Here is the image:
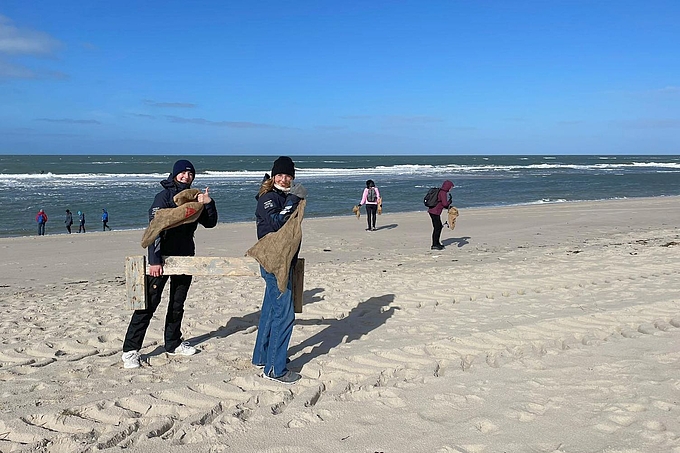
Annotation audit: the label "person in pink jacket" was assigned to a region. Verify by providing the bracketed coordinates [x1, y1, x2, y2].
[427, 180, 454, 250]
[357, 179, 381, 231]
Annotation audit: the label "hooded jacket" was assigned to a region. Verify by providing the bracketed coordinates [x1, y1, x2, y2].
[148, 178, 218, 265]
[427, 180, 454, 215]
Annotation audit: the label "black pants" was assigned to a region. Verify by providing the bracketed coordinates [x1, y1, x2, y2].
[103, 221, 111, 231]
[365, 204, 377, 230]
[123, 274, 192, 352]
[66, 224, 72, 234]
[429, 213, 443, 247]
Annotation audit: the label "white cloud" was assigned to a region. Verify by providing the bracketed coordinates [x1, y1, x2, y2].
[0, 58, 35, 78]
[0, 15, 64, 81]
[0, 15, 62, 56]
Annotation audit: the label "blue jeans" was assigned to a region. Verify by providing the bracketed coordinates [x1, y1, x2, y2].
[252, 266, 295, 377]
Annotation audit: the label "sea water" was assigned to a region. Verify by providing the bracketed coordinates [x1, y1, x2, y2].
[1, 154, 679, 238]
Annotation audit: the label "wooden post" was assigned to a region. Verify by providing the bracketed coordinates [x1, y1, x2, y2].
[292, 258, 304, 313]
[125, 255, 147, 310]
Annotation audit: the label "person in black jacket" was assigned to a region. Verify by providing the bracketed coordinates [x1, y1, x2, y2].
[64, 209, 73, 234]
[122, 159, 218, 369]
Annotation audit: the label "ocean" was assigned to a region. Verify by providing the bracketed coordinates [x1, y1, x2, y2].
[1, 154, 679, 238]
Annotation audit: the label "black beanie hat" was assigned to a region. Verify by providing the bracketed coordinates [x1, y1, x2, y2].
[171, 159, 195, 179]
[271, 156, 295, 178]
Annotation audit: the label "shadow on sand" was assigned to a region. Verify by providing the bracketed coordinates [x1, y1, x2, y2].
[442, 236, 470, 248]
[288, 294, 398, 369]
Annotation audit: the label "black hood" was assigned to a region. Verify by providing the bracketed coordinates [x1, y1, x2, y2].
[161, 178, 191, 192]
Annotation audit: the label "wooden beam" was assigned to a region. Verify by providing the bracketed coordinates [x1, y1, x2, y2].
[125, 255, 147, 310]
[156, 256, 259, 277]
[125, 256, 305, 313]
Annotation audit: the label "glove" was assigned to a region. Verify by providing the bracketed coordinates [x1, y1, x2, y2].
[289, 183, 307, 199]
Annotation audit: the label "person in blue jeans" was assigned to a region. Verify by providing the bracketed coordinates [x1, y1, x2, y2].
[35, 209, 48, 235]
[252, 156, 307, 384]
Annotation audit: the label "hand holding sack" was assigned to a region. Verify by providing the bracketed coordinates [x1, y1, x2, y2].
[140, 189, 204, 248]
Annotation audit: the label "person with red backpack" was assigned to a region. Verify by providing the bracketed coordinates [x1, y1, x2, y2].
[427, 180, 454, 250]
[35, 209, 48, 236]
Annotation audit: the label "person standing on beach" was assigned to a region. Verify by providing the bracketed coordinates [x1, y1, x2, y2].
[428, 180, 454, 250]
[102, 208, 111, 231]
[252, 156, 306, 384]
[122, 159, 218, 369]
[357, 179, 381, 231]
[64, 209, 73, 234]
[35, 209, 48, 235]
[77, 211, 86, 233]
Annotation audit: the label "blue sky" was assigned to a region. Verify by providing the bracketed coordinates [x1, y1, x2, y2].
[0, 1, 678, 155]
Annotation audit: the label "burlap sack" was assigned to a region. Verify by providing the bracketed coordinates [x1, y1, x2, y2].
[246, 199, 306, 292]
[448, 206, 459, 230]
[140, 189, 204, 248]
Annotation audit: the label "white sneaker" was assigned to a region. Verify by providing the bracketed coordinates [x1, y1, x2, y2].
[167, 341, 196, 356]
[122, 350, 141, 369]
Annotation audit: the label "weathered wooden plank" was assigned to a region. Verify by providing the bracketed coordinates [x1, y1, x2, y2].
[125, 256, 147, 310]
[125, 256, 305, 312]
[292, 258, 304, 313]
[157, 256, 260, 277]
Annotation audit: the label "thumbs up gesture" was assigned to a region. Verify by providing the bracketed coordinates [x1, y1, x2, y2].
[197, 187, 212, 204]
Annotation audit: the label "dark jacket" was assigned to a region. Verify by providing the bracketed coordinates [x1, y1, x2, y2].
[255, 187, 302, 239]
[255, 187, 302, 264]
[148, 178, 218, 265]
[255, 188, 301, 240]
[65, 212, 73, 226]
[427, 180, 454, 215]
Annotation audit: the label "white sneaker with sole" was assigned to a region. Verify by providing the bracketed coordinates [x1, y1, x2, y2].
[167, 341, 196, 356]
[122, 350, 141, 369]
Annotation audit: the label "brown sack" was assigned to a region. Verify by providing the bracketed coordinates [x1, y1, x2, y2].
[352, 205, 361, 219]
[173, 188, 201, 205]
[448, 206, 459, 230]
[140, 189, 204, 248]
[246, 199, 306, 292]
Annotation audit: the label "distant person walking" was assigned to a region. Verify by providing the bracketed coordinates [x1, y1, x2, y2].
[78, 211, 86, 233]
[35, 209, 48, 236]
[102, 208, 111, 231]
[64, 209, 73, 234]
[428, 180, 454, 250]
[357, 179, 381, 231]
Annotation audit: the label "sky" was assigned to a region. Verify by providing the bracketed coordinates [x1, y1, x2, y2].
[0, 0, 679, 155]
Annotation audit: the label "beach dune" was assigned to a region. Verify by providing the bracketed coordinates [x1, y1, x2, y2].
[0, 197, 679, 452]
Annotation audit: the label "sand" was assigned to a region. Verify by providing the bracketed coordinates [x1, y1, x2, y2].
[0, 197, 679, 452]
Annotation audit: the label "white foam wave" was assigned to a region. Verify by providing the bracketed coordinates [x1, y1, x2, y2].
[2, 161, 678, 182]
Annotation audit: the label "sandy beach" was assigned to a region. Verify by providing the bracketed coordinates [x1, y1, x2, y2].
[1, 197, 679, 453]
